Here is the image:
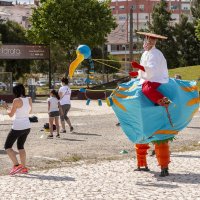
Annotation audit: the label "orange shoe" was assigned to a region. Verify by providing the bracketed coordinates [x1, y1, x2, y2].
[9, 164, 23, 175]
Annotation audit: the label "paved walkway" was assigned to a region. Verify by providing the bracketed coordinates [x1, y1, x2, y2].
[1, 151, 200, 200]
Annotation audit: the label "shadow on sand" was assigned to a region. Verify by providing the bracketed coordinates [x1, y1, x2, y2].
[60, 138, 85, 142]
[71, 131, 101, 137]
[0, 150, 6, 155]
[138, 170, 200, 187]
[171, 154, 200, 159]
[16, 173, 75, 182]
[187, 126, 200, 129]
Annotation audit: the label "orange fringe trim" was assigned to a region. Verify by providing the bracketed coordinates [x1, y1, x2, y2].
[155, 142, 170, 169]
[135, 144, 150, 167]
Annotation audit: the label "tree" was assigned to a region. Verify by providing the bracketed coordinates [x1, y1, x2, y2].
[148, 0, 179, 68]
[82, 47, 121, 74]
[191, 0, 200, 41]
[28, 0, 117, 62]
[0, 33, 2, 44]
[191, 0, 200, 21]
[0, 20, 29, 44]
[196, 19, 200, 41]
[174, 15, 200, 66]
[0, 20, 31, 80]
[31, 42, 68, 74]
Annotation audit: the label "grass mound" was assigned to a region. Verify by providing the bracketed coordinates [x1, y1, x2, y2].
[169, 65, 200, 88]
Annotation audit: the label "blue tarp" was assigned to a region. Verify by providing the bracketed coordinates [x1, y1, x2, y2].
[110, 78, 199, 144]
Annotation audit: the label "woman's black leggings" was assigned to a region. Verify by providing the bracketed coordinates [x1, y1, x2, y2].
[4, 129, 30, 150]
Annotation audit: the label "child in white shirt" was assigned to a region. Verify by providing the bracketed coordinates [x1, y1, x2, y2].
[47, 89, 60, 138]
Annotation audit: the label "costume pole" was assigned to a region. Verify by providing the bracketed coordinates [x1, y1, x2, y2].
[165, 107, 174, 127]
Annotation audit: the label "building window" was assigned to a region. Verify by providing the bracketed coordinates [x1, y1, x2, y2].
[171, 5, 178, 10]
[119, 5, 125, 10]
[119, 15, 126, 21]
[131, 5, 136, 10]
[182, 6, 189, 10]
[181, 4, 190, 10]
[139, 5, 144, 11]
[111, 45, 116, 52]
[110, 6, 115, 10]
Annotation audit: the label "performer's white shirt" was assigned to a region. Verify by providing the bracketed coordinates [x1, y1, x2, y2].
[138, 46, 169, 84]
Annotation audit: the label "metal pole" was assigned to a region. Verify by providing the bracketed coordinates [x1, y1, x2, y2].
[48, 44, 51, 89]
[126, 0, 129, 43]
[129, 6, 133, 69]
[123, 44, 127, 72]
[102, 44, 105, 83]
[125, 45, 127, 72]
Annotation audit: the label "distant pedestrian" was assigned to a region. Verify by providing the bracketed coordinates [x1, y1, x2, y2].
[3, 84, 32, 175]
[58, 77, 74, 133]
[174, 74, 182, 80]
[47, 89, 60, 138]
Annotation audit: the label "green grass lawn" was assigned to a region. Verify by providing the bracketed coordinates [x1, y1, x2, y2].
[169, 65, 200, 89]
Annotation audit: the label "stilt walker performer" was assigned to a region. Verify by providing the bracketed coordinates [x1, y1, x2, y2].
[129, 32, 171, 176]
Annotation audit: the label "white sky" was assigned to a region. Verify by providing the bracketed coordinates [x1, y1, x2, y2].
[2, 0, 34, 4]
[15, 0, 34, 3]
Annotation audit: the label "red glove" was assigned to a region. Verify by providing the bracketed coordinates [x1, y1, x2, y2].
[129, 71, 138, 77]
[131, 61, 145, 72]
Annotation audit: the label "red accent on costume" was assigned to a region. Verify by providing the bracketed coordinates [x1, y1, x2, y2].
[129, 71, 138, 77]
[135, 144, 150, 167]
[142, 81, 164, 104]
[155, 142, 170, 169]
[131, 61, 145, 72]
[131, 62, 166, 105]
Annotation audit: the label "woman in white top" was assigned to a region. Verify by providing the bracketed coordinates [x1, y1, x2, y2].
[3, 84, 32, 175]
[58, 77, 73, 133]
[47, 89, 60, 138]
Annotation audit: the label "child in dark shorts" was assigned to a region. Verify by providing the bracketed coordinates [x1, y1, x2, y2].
[47, 90, 60, 138]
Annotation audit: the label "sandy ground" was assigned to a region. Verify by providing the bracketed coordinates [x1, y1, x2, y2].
[0, 100, 200, 175]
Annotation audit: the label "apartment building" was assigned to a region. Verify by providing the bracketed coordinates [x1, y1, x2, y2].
[0, 0, 37, 29]
[107, 0, 193, 70]
[0, 0, 12, 6]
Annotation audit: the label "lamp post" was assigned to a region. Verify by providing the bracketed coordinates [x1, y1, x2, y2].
[122, 44, 127, 73]
[129, 6, 134, 71]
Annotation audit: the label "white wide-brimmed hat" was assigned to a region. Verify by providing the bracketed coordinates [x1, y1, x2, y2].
[137, 32, 168, 39]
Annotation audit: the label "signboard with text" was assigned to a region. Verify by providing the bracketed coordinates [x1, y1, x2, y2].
[0, 45, 50, 60]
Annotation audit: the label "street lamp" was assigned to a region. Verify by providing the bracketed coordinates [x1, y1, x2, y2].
[122, 44, 127, 73]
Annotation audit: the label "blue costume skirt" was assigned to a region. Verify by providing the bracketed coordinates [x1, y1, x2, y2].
[108, 78, 199, 144]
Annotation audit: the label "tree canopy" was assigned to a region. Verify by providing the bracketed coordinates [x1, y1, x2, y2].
[148, 0, 179, 68]
[28, 0, 117, 50]
[174, 15, 200, 66]
[0, 20, 31, 80]
[196, 19, 200, 41]
[191, 0, 200, 21]
[28, 0, 117, 76]
[192, 0, 200, 41]
[81, 47, 121, 75]
[148, 0, 200, 68]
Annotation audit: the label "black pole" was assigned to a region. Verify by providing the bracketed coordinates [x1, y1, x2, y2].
[129, 6, 133, 70]
[102, 44, 105, 83]
[48, 44, 51, 89]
